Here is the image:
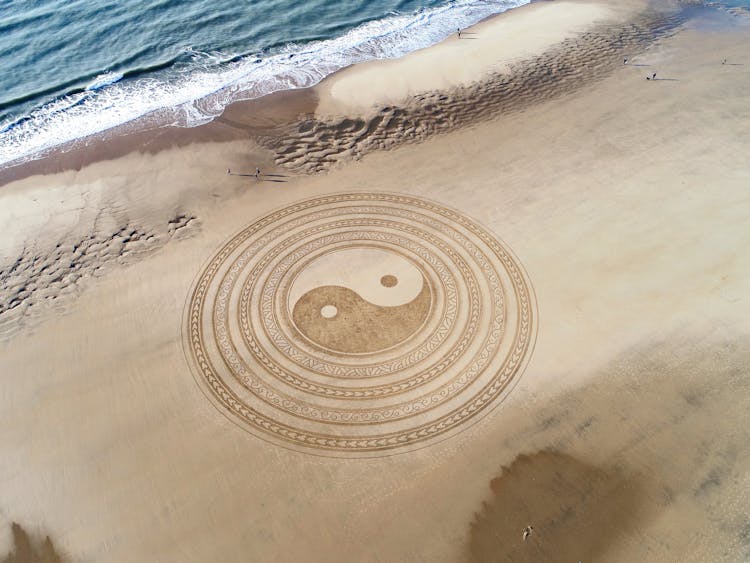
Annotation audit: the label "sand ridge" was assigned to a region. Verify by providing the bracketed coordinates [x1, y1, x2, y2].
[0, 211, 196, 341]
[260, 4, 688, 173]
[314, 1, 617, 115]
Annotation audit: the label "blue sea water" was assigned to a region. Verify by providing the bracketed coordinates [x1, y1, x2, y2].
[0, 0, 529, 166]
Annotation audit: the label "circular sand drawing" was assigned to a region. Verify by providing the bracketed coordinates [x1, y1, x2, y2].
[184, 193, 536, 456]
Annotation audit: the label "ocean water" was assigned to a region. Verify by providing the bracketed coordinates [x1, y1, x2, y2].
[0, 0, 529, 167]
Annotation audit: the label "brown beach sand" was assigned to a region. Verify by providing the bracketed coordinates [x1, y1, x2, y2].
[2, 0, 750, 561]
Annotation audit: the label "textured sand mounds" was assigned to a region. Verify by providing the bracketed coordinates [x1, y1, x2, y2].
[699, 0, 750, 19]
[0, 213, 197, 340]
[260, 9, 687, 174]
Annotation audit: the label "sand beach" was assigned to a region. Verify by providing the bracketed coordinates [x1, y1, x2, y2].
[1, 0, 749, 560]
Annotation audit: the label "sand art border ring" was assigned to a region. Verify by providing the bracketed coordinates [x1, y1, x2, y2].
[217, 214, 497, 424]
[246, 229, 479, 390]
[227, 224, 499, 420]
[252, 230, 464, 377]
[183, 192, 537, 457]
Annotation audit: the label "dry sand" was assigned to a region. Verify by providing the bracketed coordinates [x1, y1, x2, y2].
[314, 0, 618, 116]
[2, 0, 750, 561]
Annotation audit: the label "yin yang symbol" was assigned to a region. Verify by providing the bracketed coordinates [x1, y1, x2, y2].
[289, 248, 431, 354]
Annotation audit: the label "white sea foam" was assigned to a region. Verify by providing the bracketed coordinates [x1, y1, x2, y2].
[0, 0, 528, 167]
[86, 71, 124, 91]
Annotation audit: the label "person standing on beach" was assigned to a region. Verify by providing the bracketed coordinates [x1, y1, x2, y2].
[255, 167, 261, 179]
[457, 28, 462, 39]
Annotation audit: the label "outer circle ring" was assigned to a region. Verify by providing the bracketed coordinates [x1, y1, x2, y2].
[182, 192, 537, 457]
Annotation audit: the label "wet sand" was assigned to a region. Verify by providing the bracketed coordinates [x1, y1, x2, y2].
[1, 0, 749, 561]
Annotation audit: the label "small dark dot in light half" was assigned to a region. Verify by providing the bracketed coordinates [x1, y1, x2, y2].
[380, 275, 398, 288]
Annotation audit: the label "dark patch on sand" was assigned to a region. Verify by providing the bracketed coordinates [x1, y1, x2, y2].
[469, 451, 654, 562]
[465, 337, 750, 561]
[1, 523, 64, 563]
[574, 416, 595, 436]
[538, 414, 563, 430]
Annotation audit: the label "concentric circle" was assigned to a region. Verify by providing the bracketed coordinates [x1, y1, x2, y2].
[183, 192, 536, 456]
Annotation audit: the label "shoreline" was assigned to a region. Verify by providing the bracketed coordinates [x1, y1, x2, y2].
[0, 0, 682, 187]
[0, 87, 316, 186]
[0, 0, 534, 181]
[2, 0, 750, 560]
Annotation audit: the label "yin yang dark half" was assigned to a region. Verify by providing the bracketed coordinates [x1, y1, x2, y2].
[292, 280, 431, 354]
